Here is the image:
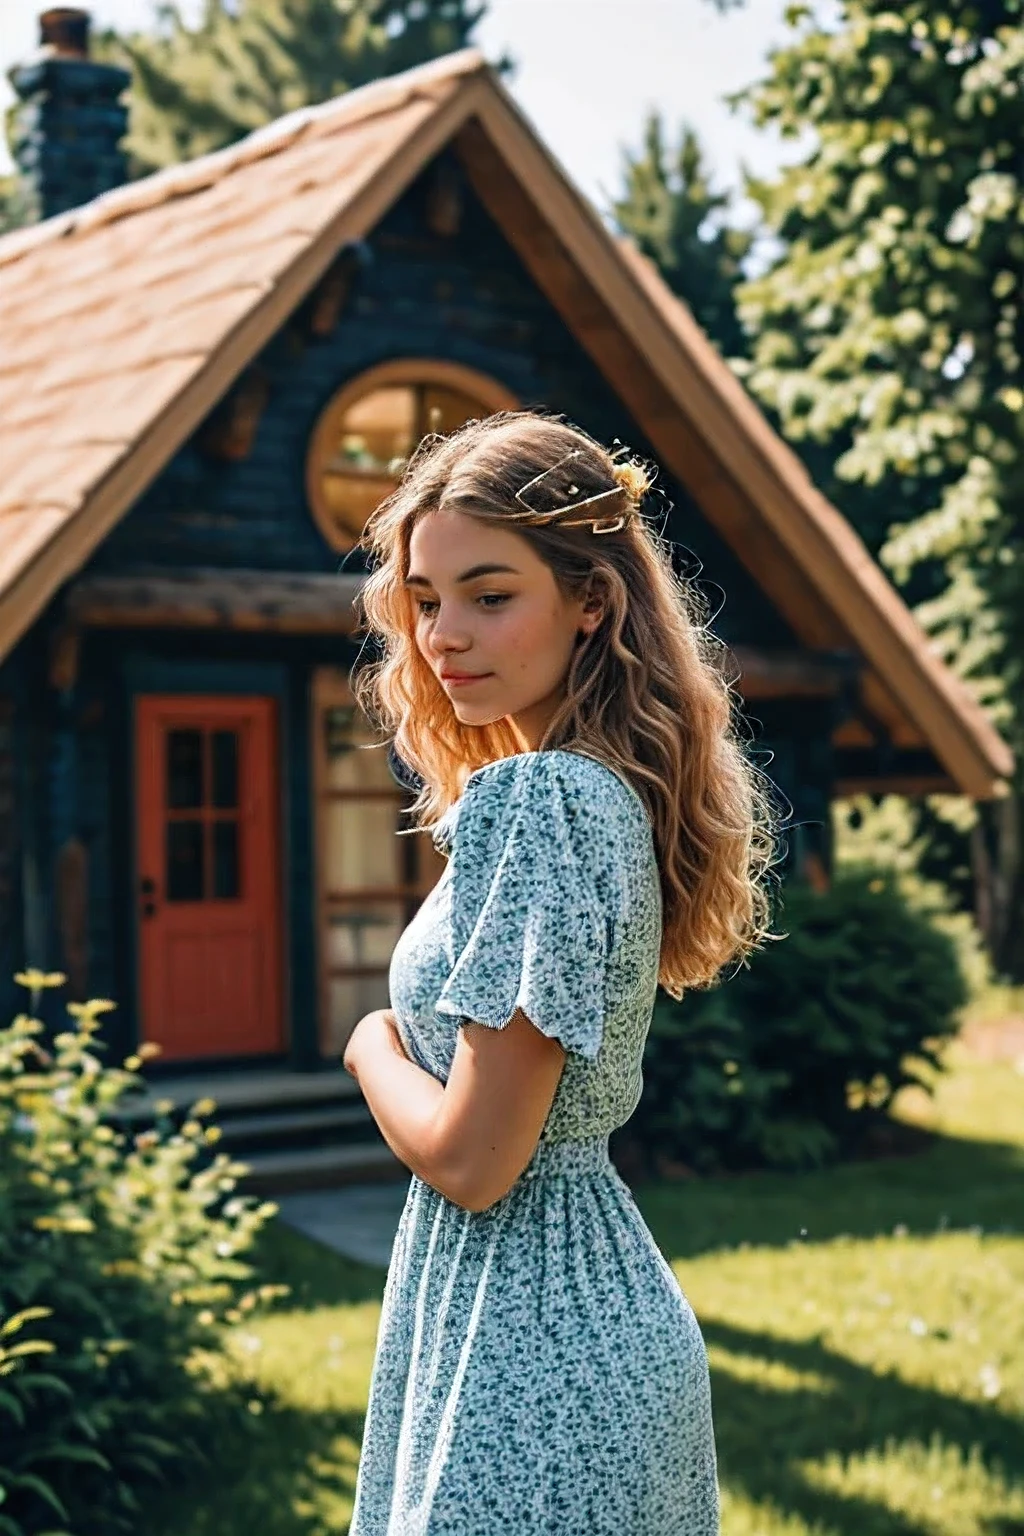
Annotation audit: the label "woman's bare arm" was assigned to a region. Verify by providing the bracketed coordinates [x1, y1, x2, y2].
[431, 1010, 567, 1213]
[343, 1010, 463, 1202]
[343, 1008, 566, 1213]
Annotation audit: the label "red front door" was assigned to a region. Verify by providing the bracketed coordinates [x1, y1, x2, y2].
[135, 696, 284, 1062]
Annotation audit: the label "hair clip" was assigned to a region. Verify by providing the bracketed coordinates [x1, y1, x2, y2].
[514, 449, 626, 531]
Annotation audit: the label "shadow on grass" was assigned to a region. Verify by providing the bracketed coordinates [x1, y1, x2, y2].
[705, 1317, 1024, 1536]
[253, 1129, 1024, 1315]
[143, 1122, 1024, 1534]
[636, 1131, 1024, 1262]
[143, 1306, 1024, 1536]
[145, 1393, 366, 1536]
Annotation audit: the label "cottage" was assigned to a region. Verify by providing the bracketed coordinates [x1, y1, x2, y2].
[0, 11, 1011, 1183]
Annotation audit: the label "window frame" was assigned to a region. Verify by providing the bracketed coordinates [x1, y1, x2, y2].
[310, 665, 446, 1059]
[305, 358, 520, 552]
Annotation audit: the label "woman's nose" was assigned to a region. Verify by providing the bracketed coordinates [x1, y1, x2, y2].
[428, 611, 470, 652]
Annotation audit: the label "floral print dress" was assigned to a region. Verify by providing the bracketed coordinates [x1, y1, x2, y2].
[348, 749, 720, 1536]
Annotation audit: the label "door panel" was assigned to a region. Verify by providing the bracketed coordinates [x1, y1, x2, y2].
[135, 695, 284, 1062]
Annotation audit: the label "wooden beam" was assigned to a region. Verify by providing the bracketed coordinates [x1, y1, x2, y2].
[834, 775, 958, 796]
[833, 718, 877, 748]
[64, 568, 366, 634]
[198, 367, 271, 461]
[861, 669, 930, 749]
[425, 159, 464, 238]
[306, 246, 367, 337]
[55, 835, 89, 1001]
[48, 624, 81, 690]
[724, 645, 858, 700]
[833, 743, 953, 795]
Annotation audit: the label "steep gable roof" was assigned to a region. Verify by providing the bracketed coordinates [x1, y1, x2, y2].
[0, 49, 1011, 798]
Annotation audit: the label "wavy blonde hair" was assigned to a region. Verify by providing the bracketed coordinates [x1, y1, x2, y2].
[352, 410, 786, 999]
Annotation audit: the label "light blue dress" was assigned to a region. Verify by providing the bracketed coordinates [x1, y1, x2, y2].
[348, 749, 720, 1536]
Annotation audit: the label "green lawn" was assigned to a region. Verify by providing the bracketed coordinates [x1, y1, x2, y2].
[151, 1040, 1024, 1535]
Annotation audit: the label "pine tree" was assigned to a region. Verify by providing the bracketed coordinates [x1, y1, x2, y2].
[613, 112, 752, 359]
[734, 0, 1024, 975]
[93, 0, 493, 176]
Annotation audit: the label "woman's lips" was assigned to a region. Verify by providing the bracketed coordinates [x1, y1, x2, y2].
[442, 673, 492, 687]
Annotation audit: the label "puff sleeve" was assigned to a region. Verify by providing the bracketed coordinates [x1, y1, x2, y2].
[433, 752, 623, 1063]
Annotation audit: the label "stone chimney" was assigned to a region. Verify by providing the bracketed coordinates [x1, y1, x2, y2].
[7, 8, 131, 222]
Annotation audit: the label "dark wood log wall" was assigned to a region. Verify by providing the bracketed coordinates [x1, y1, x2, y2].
[7, 148, 814, 1054]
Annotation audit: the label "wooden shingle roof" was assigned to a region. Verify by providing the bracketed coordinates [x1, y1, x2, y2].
[0, 48, 1012, 797]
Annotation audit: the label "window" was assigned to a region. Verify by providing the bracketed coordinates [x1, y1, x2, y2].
[310, 667, 446, 1059]
[164, 727, 241, 901]
[306, 360, 519, 551]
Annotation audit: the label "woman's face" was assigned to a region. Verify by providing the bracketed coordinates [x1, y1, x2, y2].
[406, 508, 603, 751]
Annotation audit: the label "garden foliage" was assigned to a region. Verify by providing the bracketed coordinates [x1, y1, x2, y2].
[734, 0, 1024, 973]
[92, 0, 493, 176]
[0, 973, 286, 1536]
[634, 865, 969, 1174]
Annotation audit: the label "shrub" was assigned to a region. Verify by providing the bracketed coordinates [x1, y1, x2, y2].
[633, 865, 969, 1174]
[0, 1303, 84, 1536]
[0, 973, 288, 1535]
[832, 792, 994, 998]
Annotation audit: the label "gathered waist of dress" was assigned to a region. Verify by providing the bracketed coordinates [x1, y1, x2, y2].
[518, 1134, 615, 1183]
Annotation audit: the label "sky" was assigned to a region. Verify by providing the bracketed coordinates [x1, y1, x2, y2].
[0, 0, 811, 219]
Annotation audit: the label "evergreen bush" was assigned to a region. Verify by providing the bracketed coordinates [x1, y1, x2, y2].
[0, 972, 287, 1535]
[633, 866, 969, 1175]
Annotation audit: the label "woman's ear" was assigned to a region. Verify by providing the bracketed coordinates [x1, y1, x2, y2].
[578, 593, 605, 636]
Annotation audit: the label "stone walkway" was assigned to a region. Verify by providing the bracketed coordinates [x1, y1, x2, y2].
[275, 1179, 411, 1269]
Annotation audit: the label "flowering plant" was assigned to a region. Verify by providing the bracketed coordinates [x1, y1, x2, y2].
[0, 972, 287, 1534]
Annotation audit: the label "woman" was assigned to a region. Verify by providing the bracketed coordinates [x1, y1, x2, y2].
[342, 411, 782, 1534]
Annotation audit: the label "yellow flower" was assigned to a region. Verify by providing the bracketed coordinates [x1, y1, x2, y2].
[15, 970, 66, 991]
[33, 1215, 95, 1233]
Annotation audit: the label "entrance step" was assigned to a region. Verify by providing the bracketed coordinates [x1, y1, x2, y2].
[216, 1102, 370, 1148]
[240, 1141, 409, 1196]
[112, 1068, 363, 1121]
[108, 1066, 406, 1189]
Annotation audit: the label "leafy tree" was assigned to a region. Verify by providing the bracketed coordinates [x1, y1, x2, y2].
[613, 112, 753, 359]
[0, 99, 36, 234]
[732, 0, 1024, 977]
[93, 0, 494, 177]
[0, 174, 31, 235]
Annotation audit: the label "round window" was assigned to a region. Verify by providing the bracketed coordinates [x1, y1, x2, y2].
[306, 360, 519, 551]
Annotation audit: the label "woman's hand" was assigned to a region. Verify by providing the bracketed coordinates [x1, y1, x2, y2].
[342, 1008, 406, 1080]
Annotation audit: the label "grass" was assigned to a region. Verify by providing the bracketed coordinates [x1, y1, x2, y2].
[149, 1038, 1024, 1536]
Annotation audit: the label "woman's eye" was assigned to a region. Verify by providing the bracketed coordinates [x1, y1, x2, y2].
[416, 594, 510, 615]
